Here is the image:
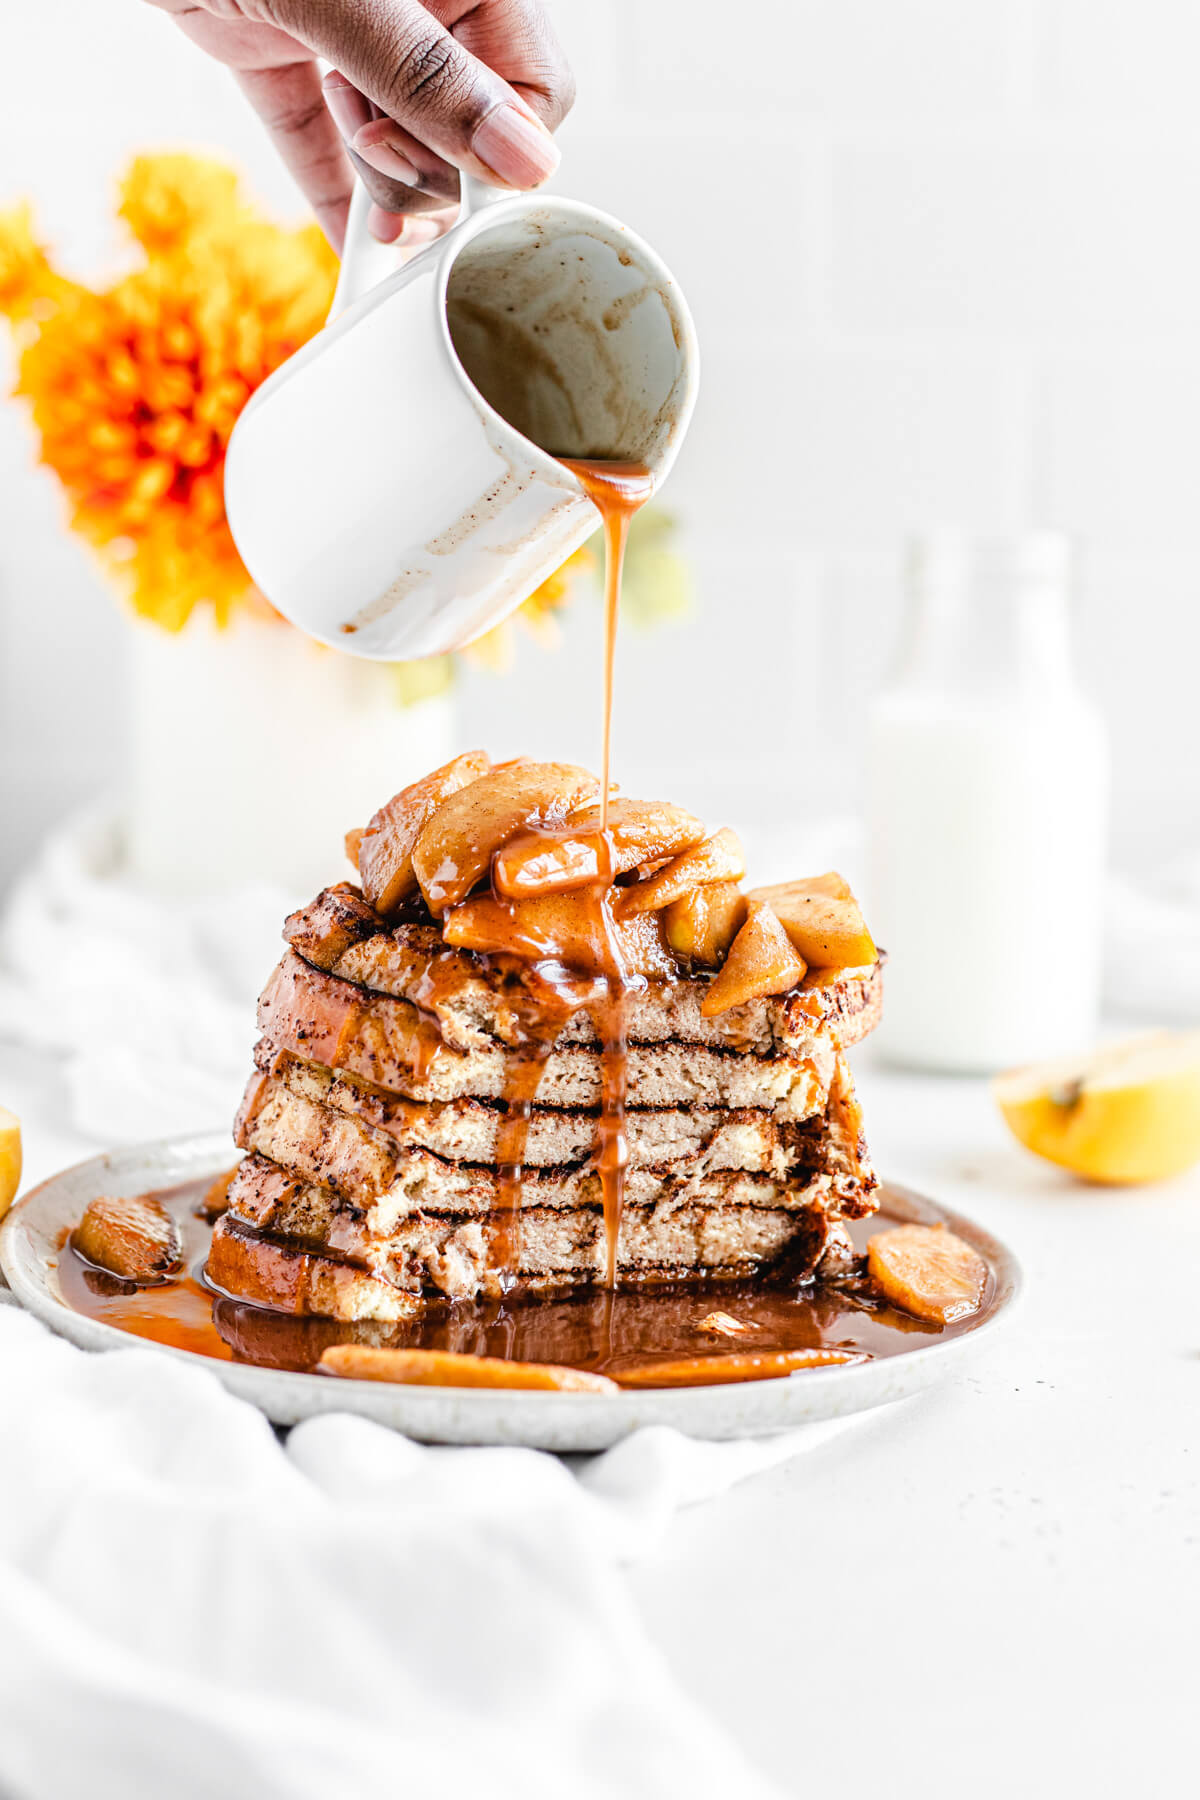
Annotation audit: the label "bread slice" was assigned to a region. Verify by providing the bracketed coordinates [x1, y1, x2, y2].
[257, 952, 839, 1113]
[282, 884, 883, 1057]
[238, 1053, 848, 1179]
[213, 1159, 849, 1312]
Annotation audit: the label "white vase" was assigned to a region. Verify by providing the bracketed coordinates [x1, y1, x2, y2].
[125, 610, 455, 896]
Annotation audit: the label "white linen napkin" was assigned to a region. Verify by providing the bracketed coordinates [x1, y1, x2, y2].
[0, 807, 289, 1141]
[0, 1301, 852, 1800]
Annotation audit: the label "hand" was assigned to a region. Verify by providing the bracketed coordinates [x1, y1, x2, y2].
[145, 1, 574, 250]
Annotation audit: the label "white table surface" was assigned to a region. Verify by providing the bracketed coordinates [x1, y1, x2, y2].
[3, 1035, 1197, 1799]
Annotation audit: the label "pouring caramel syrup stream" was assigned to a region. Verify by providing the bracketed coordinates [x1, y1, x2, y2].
[481, 459, 655, 1292]
[543, 459, 652, 1284]
[559, 460, 656, 831]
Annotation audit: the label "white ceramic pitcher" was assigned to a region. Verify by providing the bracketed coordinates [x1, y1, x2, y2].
[224, 177, 698, 661]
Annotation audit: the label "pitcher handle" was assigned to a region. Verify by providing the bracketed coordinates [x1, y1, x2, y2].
[329, 170, 511, 318]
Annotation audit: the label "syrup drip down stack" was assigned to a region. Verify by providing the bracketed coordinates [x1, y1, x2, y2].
[206, 755, 885, 1324]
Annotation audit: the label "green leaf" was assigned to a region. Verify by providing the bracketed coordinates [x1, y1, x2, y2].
[620, 507, 693, 629]
[386, 654, 456, 707]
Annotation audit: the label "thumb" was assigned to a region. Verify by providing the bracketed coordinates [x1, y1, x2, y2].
[268, 0, 561, 190]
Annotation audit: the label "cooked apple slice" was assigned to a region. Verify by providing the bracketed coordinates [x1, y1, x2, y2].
[412, 761, 600, 913]
[746, 880, 875, 969]
[73, 1193, 182, 1284]
[444, 891, 675, 979]
[356, 750, 490, 916]
[699, 902, 806, 1017]
[344, 827, 364, 870]
[663, 881, 748, 967]
[866, 1224, 987, 1325]
[319, 1345, 617, 1392]
[199, 1165, 239, 1220]
[696, 1312, 752, 1337]
[619, 828, 745, 917]
[756, 871, 854, 904]
[493, 797, 704, 898]
[614, 1348, 864, 1388]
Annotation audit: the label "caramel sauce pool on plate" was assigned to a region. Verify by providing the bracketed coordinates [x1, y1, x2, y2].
[57, 1178, 994, 1381]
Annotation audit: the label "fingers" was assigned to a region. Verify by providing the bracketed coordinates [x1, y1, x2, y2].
[235, 59, 353, 249]
[367, 203, 458, 246]
[323, 71, 460, 223]
[449, 0, 576, 131]
[268, 0, 563, 190]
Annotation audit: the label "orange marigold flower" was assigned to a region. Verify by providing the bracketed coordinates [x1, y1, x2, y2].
[0, 151, 595, 668]
[0, 153, 337, 630]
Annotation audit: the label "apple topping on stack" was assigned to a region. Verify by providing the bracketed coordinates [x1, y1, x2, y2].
[345, 752, 877, 1014]
[207, 754, 886, 1323]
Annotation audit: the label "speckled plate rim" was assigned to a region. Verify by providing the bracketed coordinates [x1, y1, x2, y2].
[0, 1133, 1023, 1451]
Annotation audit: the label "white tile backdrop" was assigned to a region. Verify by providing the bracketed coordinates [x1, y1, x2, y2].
[2, 0, 1197, 885]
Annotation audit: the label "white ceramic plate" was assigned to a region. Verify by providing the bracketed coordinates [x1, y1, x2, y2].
[0, 1133, 1022, 1451]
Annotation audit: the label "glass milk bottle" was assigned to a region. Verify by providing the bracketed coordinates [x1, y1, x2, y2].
[866, 533, 1108, 1072]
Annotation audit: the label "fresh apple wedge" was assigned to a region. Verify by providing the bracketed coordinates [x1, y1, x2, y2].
[412, 762, 600, 913]
[700, 902, 806, 1017]
[493, 798, 703, 898]
[746, 879, 875, 969]
[994, 1031, 1200, 1184]
[354, 749, 490, 916]
[0, 1106, 21, 1222]
[664, 881, 748, 968]
[618, 828, 745, 917]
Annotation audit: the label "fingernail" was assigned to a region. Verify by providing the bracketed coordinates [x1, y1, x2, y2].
[471, 104, 560, 188]
[322, 71, 371, 141]
[366, 207, 444, 246]
[352, 128, 423, 188]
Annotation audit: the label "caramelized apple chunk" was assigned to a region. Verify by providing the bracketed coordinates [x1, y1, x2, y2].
[866, 1224, 987, 1325]
[663, 881, 748, 967]
[699, 902, 807, 1017]
[412, 762, 600, 913]
[199, 1166, 239, 1220]
[746, 878, 876, 970]
[444, 891, 676, 980]
[696, 1312, 752, 1337]
[356, 750, 490, 916]
[768, 870, 853, 902]
[493, 798, 704, 898]
[619, 827, 745, 917]
[73, 1194, 182, 1284]
[344, 827, 364, 870]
